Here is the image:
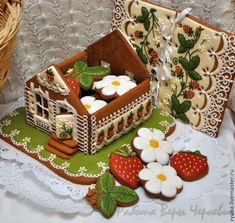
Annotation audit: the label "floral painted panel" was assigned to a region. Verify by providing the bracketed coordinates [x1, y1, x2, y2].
[114, 0, 235, 137]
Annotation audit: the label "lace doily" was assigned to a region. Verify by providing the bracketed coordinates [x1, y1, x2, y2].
[0, 97, 230, 214]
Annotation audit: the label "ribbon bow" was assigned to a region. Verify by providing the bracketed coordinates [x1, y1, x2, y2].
[152, 8, 191, 106]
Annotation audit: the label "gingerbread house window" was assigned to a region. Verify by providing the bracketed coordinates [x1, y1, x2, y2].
[36, 93, 49, 119]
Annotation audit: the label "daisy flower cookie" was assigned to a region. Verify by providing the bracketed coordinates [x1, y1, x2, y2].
[132, 128, 173, 165]
[93, 75, 137, 100]
[139, 162, 183, 199]
[81, 96, 107, 114]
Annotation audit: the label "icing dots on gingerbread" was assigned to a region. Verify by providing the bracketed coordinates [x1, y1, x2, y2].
[138, 162, 183, 199]
[94, 75, 137, 100]
[132, 128, 173, 165]
[80, 96, 107, 114]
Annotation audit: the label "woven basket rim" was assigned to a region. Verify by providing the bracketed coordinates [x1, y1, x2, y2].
[0, 0, 24, 90]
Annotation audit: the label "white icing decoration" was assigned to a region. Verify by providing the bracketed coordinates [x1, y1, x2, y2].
[94, 75, 137, 97]
[133, 128, 173, 165]
[37, 65, 70, 96]
[80, 96, 107, 114]
[139, 162, 183, 197]
[55, 114, 74, 139]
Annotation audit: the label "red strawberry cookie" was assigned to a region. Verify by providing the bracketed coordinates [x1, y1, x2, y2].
[138, 162, 183, 200]
[170, 150, 209, 181]
[109, 145, 144, 189]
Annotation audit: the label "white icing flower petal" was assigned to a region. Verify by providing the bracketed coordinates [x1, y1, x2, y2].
[147, 162, 163, 173]
[95, 80, 109, 89]
[91, 100, 107, 113]
[80, 96, 95, 104]
[121, 81, 137, 89]
[163, 165, 177, 176]
[167, 175, 183, 189]
[152, 129, 165, 141]
[116, 86, 130, 96]
[103, 75, 118, 81]
[137, 128, 153, 140]
[133, 137, 150, 150]
[161, 181, 177, 197]
[117, 75, 131, 82]
[145, 179, 161, 194]
[155, 150, 170, 165]
[141, 148, 156, 163]
[139, 168, 155, 181]
[102, 85, 116, 96]
[160, 141, 173, 154]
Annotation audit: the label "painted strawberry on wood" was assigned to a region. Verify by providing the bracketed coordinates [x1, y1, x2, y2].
[109, 145, 144, 189]
[65, 77, 79, 96]
[170, 150, 209, 181]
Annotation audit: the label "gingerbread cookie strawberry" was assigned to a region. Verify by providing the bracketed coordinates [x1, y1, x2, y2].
[85, 172, 139, 218]
[138, 162, 183, 200]
[109, 145, 144, 189]
[132, 128, 173, 165]
[170, 150, 209, 181]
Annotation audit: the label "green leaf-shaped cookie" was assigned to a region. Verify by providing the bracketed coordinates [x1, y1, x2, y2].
[110, 186, 139, 204]
[98, 172, 115, 192]
[83, 66, 111, 76]
[99, 194, 117, 218]
[79, 73, 93, 90]
[74, 61, 87, 72]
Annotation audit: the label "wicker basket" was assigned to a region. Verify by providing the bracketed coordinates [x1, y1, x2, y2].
[0, 0, 23, 90]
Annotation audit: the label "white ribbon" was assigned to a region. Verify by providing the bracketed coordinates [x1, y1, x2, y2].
[153, 8, 192, 82]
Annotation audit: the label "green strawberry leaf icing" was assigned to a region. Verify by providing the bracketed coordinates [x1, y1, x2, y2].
[110, 186, 139, 204]
[83, 66, 111, 76]
[114, 145, 137, 157]
[100, 193, 117, 218]
[66, 61, 111, 90]
[79, 73, 93, 90]
[98, 172, 115, 192]
[74, 61, 87, 72]
[93, 173, 138, 218]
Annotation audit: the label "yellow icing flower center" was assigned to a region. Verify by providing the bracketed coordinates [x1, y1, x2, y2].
[112, 81, 121, 86]
[84, 104, 91, 110]
[157, 174, 167, 182]
[149, 139, 159, 149]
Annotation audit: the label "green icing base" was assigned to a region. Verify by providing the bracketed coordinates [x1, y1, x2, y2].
[0, 107, 175, 177]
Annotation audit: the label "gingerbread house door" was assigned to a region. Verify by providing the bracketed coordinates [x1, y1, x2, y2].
[55, 114, 75, 140]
